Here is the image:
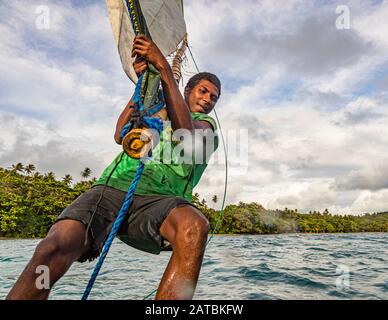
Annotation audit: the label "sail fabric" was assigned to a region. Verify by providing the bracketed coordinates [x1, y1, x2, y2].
[106, 0, 186, 83]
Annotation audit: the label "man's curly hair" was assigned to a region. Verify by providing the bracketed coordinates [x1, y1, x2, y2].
[184, 72, 221, 98]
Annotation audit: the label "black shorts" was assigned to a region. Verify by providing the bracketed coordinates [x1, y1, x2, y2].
[53, 185, 198, 262]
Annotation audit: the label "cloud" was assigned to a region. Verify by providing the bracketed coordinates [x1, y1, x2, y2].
[214, 15, 371, 78]
[200, 82, 388, 212]
[0, 0, 130, 180]
[0, 1, 131, 120]
[353, 0, 388, 50]
[0, 135, 105, 181]
[348, 189, 388, 214]
[1, 0, 388, 215]
[0, 112, 113, 180]
[333, 96, 385, 125]
[337, 163, 388, 191]
[185, 0, 375, 83]
[259, 180, 338, 213]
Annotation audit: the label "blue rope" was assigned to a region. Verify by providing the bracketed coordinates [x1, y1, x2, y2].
[82, 71, 164, 299]
[81, 161, 145, 300]
[82, 0, 166, 300]
[120, 73, 145, 138]
[82, 71, 147, 300]
[120, 72, 165, 138]
[82, 74, 164, 301]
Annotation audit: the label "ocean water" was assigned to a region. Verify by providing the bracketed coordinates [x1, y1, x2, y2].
[0, 233, 387, 300]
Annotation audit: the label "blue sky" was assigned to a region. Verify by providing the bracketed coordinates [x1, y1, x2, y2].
[1, 0, 388, 214]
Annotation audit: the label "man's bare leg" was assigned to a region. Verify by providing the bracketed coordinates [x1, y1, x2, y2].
[6, 220, 90, 300]
[157, 205, 209, 300]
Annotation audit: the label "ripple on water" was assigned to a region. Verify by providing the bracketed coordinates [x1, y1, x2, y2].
[0, 234, 387, 300]
[246, 292, 277, 300]
[306, 246, 331, 252]
[239, 264, 333, 292]
[374, 281, 388, 292]
[0, 257, 14, 263]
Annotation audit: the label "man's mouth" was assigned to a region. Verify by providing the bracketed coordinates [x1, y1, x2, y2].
[197, 104, 207, 112]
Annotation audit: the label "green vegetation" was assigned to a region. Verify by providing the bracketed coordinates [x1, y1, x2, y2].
[196, 198, 388, 234]
[0, 164, 94, 238]
[1, 164, 387, 238]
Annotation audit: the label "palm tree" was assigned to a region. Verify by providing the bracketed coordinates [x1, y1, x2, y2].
[62, 174, 73, 186]
[212, 195, 218, 204]
[11, 162, 24, 174]
[24, 164, 36, 176]
[81, 167, 92, 180]
[45, 171, 55, 180]
[192, 192, 200, 207]
[33, 172, 43, 179]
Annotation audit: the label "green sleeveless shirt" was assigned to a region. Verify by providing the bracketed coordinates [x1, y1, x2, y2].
[94, 112, 218, 201]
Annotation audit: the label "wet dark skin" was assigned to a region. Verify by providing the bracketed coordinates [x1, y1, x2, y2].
[7, 35, 219, 300]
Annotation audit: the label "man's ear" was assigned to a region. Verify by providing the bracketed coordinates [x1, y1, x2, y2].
[184, 87, 190, 101]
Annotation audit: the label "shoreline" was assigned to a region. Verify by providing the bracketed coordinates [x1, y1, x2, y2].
[1, 231, 387, 240]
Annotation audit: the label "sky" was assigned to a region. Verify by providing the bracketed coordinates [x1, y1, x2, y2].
[1, 0, 388, 215]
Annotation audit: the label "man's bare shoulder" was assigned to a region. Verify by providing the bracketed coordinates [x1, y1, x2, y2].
[193, 119, 214, 131]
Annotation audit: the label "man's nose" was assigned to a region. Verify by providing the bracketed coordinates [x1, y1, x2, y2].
[202, 94, 210, 103]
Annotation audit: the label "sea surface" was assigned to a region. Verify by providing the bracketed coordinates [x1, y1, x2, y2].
[0, 233, 387, 300]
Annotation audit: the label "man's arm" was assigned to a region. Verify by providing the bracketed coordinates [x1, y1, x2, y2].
[193, 120, 213, 130]
[158, 63, 194, 131]
[132, 35, 195, 132]
[115, 36, 214, 145]
[114, 97, 133, 145]
[114, 58, 148, 144]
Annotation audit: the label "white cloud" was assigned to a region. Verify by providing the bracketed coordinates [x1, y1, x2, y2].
[267, 180, 338, 212]
[0, 112, 116, 180]
[1, 0, 388, 215]
[348, 189, 388, 214]
[337, 162, 388, 191]
[0, 0, 131, 180]
[353, 0, 388, 49]
[197, 82, 388, 213]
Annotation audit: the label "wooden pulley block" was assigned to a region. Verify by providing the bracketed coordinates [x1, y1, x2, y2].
[122, 128, 154, 159]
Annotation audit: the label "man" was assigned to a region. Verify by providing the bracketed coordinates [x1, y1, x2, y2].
[7, 35, 221, 300]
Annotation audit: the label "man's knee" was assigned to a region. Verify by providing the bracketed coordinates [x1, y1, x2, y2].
[34, 220, 88, 262]
[34, 237, 62, 262]
[180, 214, 210, 241]
[173, 206, 210, 248]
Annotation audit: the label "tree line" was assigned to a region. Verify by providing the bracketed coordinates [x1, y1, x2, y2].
[0, 164, 387, 238]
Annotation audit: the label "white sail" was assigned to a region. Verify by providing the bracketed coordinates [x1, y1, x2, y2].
[106, 0, 186, 83]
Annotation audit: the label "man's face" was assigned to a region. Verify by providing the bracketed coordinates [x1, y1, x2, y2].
[186, 79, 220, 114]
